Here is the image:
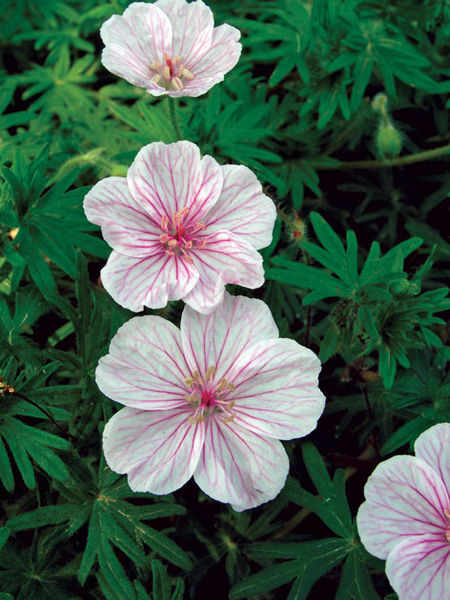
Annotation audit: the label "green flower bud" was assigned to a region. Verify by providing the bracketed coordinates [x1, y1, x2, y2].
[390, 278, 420, 296]
[375, 122, 402, 159]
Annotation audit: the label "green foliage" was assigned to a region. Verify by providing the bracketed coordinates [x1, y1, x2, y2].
[1, 0, 449, 598]
[267, 212, 448, 387]
[230, 443, 381, 599]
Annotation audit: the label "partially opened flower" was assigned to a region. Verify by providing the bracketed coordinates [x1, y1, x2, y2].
[357, 423, 450, 600]
[100, 0, 241, 97]
[84, 141, 276, 314]
[97, 293, 325, 511]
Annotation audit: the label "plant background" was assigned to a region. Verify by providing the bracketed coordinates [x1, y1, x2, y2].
[0, 0, 449, 598]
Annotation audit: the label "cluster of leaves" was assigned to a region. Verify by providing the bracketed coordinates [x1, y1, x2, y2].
[0, 0, 448, 598]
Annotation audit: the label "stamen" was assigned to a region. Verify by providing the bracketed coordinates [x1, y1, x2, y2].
[167, 239, 178, 247]
[149, 60, 160, 70]
[151, 74, 162, 84]
[172, 77, 183, 90]
[183, 68, 194, 80]
[162, 66, 171, 80]
[198, 239, 208, 249]
[206, 366, 216, 381]
[161, 215, 169, 231]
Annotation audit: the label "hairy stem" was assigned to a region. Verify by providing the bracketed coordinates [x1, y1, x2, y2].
[310, 143, 450, 171]
[168, 96, 182, 141]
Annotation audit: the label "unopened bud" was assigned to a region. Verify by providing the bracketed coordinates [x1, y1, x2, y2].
[375, 122, 402, 159]
[291, 212, 306, 242]
[390, 278, 420, 296]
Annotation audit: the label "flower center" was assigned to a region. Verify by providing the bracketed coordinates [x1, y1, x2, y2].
[159, 207, 207, 263]
[149, 53, 194, 91]
[185, 366, 236, 424]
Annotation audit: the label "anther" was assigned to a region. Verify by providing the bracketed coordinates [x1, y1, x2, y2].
[172, 77, 183, 90]
[198, 239, 208, 249]
[162, 66, 171, 80]
[161, 215, 169, 231]
[183, 68, 194, 80]
[167, 239, 178, 247]
[206, 366, 216, 381]
[151, 74, 162, 84]
[149, 60, 160, 70]
[185, 377, 194, 387]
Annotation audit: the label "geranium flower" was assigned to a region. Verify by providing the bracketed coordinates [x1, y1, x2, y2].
[97, 293, 325, 511]
[84, 141, 276, 314]
[100, 0, 241, 97]
[357, 423, 450, 600]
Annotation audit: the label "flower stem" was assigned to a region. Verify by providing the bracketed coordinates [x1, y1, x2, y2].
[168, 97, 182, 141]
[309, 143, 450, 171]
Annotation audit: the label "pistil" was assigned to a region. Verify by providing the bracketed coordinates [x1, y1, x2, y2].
[185, 367, 236, 425]
[149, 53, 194, 91]
[159, 207, 207, 262]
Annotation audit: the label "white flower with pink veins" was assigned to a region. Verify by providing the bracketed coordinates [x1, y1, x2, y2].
[97, 293, 326, 511]
[357, 423, 450, 600]
[84, 141, 276, 314]
[100, 0, 242, 96]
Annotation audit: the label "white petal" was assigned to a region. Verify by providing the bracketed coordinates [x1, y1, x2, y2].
[96, 315, 190, 410]
[84, 177, 161, 257]
[206, 165, 276, 249]
[181, 292, 278, 382]
[415, 422, 450, 493]
[194, 418, 289, 511]
[228, 338, 325, 440]
[155, 0, 213, 65]
[103, 407, 204, 495]
[357, 455, 449, 559]
[386, 534, 450, 600]
[183, 232, 264, 313]
[181, 24, 241, 96]
[101, 3, 173, 88]
[101, 250, 199, 312]
[127, 141, 223, 223]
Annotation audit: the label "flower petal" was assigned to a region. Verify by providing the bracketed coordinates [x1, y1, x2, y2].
[414, 422, 450, 494]
[84, 177, 161, 257]
[155, 0, 213, 65]
[227, 338, 325, 440]
[206, 165, 276, 249]
[386, 534, 450, 600]
[181, 292, 279, 381]
[183, 232, 264, 313]
[181, 24, 241, 96]
[101, 250, 199, 312]
[101, 3, 173, 88]
[194, 418, 289, 511]
[127, 141, 223, 223]
[357, 455, 449, 559]
[103, 407, 204, 495]
[96, 315, 191, 410]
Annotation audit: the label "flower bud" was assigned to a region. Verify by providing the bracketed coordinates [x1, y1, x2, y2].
[375, 122, 402, 159]
[390, 278, 420, 296]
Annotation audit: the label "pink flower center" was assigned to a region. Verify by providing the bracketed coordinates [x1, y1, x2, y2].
[185, 366, 236, 424]
[149, 53, 194, 91]
[159, 207, 207, 263]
